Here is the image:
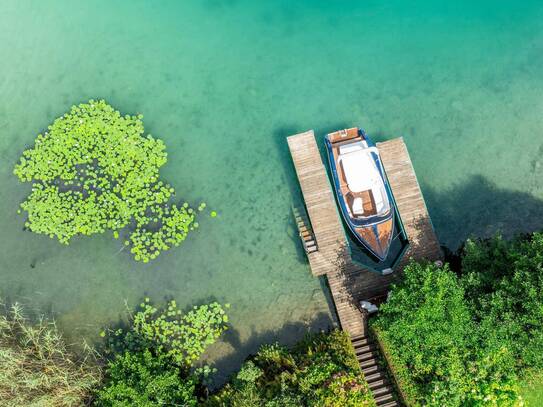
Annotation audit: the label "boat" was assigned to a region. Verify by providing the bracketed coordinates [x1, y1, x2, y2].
[325, 127, 395, 261]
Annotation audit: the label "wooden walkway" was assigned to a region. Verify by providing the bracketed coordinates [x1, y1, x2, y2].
[287, 130, 441, 338]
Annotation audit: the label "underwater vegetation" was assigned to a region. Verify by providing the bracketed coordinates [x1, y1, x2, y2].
[13, 100, 206, 263]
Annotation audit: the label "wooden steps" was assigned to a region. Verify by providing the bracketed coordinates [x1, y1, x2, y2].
[292, 206, 318, 253]
[352, 334, 401, 407]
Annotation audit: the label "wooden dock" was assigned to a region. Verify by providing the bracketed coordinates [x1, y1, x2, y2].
[287, 130, 441, 338]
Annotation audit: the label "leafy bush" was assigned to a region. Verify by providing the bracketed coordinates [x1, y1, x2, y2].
[235, 361, 263, 384]
[461, 233, 543, 368]
[372, 259, 526, 406]
[97, 299, 229, 406]
[13, 100, 207, 262]
[207, 330, 375, 407]
[371, 326, 418, 406]
[0, 302, 101, 406]
[95, 349, 197, 407]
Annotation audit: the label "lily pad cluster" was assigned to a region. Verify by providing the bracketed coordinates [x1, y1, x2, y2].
[133, 298, 229, 367]
[14, 99, 201, 262]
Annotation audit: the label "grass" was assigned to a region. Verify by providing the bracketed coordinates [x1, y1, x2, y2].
[520, 371, 543, 406]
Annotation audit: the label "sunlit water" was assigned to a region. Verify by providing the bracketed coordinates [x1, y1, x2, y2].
[1, 0, 543, 381]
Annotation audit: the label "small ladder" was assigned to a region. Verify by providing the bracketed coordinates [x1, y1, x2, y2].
[292, 206, 317, 254]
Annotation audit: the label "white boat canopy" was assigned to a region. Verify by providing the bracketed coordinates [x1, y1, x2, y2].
[338, 146, 391, 216]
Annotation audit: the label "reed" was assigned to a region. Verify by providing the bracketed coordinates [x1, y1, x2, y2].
[0, 301, 102, 406]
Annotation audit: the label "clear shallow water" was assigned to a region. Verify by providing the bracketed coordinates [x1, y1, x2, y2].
[1, 0, 543, 380]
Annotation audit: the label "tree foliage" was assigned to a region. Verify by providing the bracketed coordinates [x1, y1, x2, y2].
[372, 262, 519, 406]
[207, 330, 375, 407]
[14, 100, 203, 262]
[0, 302, 101, 406]
[371, 232, 543, 407]
[461, 233, 543, 368]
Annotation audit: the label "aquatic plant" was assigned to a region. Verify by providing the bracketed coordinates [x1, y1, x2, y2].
[97, 298, 229, 406]
[132, 298, 229, 367]
[104, 299, 229, 366]
[0, 301, 101, 406]
[13, 100, 201, 262]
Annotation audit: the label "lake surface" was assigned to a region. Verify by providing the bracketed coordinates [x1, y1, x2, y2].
[1, 0, 543, 381]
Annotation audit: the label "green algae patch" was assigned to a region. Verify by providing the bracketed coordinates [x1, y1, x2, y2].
[14, 99, 199, 263]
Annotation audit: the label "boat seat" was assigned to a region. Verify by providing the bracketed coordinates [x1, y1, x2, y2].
[351, 197, 364, 216]
[373, 187, 385, 213]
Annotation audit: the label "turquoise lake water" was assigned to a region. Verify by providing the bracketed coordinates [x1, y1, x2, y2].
[1, 0, 543, 380]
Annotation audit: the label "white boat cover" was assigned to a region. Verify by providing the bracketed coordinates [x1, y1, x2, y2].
[339, 149, 381, 193]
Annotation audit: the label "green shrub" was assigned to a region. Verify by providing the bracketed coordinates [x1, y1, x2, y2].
[95, 349, 197, 407]
[0, 302, 101, 406]
[13, 100, 206, 262]
[371, 326, 418, 406]
[375, 234, 543, 405]
[207, 330, 375, 407]
[461, 233, 543, 368]
[312, 371, 372, 407]
[372, 261, 520, 406]
[235, 361, 263, 384]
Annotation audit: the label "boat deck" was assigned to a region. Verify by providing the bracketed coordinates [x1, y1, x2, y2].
[287, 130, 442, 337]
